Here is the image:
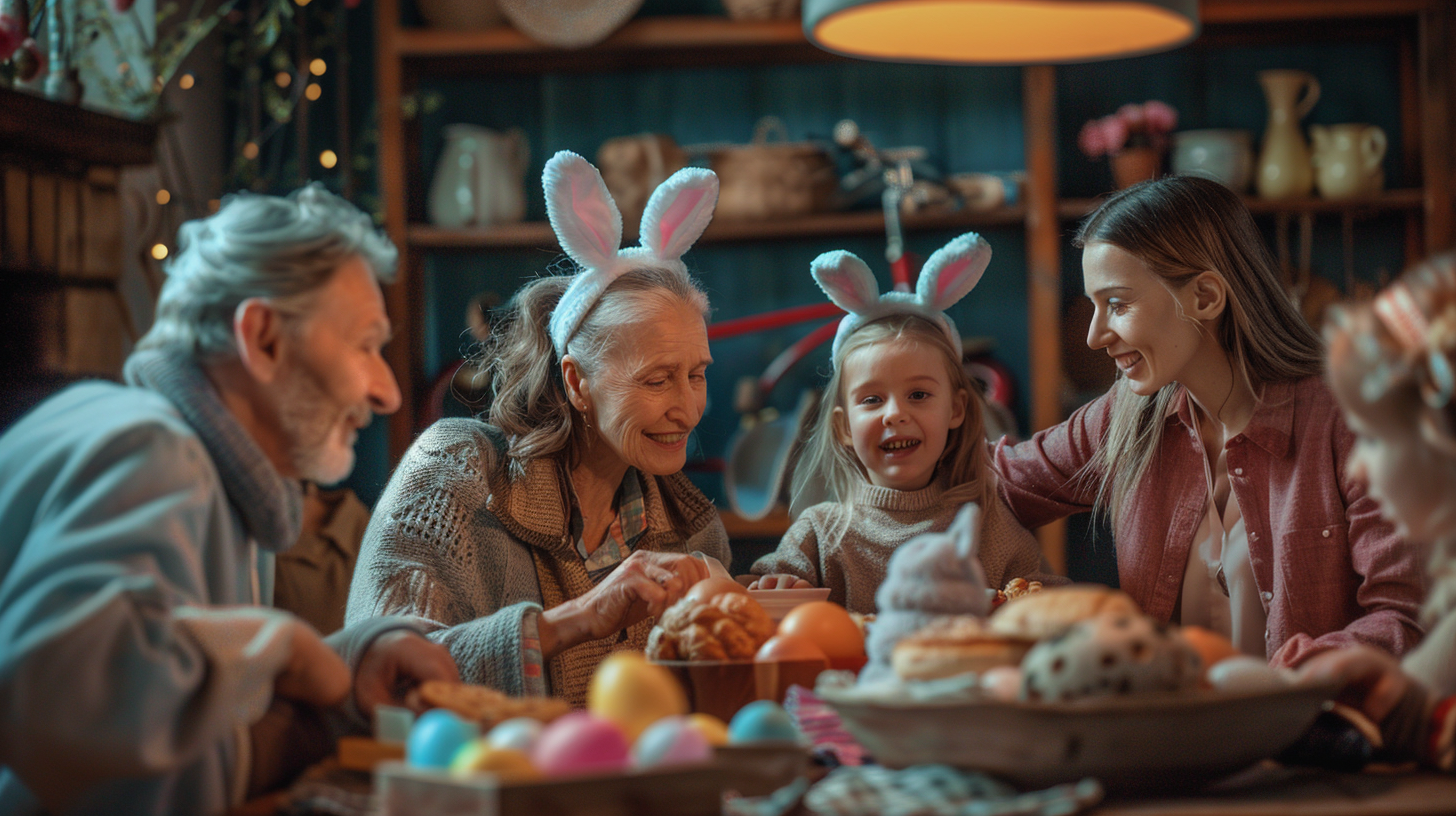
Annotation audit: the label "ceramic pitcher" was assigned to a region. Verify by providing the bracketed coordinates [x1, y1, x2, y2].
[427, 125, 529, 228]
[1310, 123, 1386, 199]
[1255, 70, 1320, 199]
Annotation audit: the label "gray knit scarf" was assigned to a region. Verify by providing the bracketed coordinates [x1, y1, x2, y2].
[124, 348, 303, 551]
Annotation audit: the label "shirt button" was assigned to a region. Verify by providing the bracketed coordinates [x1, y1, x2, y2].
[1265, 629, 1271, 640]
[1250, 531, 1258, 540]
[1234, 467, 1244, 476]
[1262, 591, 1273, 601]
[1322, 529, 1331, 538]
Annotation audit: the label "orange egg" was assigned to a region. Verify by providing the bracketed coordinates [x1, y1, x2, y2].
[777, 601, 864, 661]
[1179, 625, 1241, 673]
[754, 634, 830, 668]
[684, 576, 750, 605]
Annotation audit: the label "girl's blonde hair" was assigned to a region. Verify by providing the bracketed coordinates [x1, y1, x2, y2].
[790, 312, 991, 515]
[1076, 176, 1324, 527]
[1326, 252, 1456, 452]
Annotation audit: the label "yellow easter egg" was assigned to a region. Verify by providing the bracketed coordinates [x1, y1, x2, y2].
[587, 652, 688, 741]
[449, 741, 540, 782]
[685, 713, 729, 746]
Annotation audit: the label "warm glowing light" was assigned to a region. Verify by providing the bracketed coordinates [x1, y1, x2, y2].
[156, 189, 171, 205]
[179, 73, 195, 90]
[805, 0, 1198, 65]
[305, 83, 322, 101]
[319, 150, 338, 169]
[295, 0, 311, 6]
[151, 244, 169, 260]
[309, 59, 326, 76]
[275, 71, 291, 88]
[243, 142, 259, 160]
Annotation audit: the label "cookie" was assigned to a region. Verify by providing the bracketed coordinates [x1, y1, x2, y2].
[416, 680, 570, 728]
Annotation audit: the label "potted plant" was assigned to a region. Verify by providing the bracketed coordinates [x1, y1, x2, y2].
[1078, 101, 1179, 189]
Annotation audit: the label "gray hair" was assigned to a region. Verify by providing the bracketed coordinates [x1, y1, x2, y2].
[485, 264, 709, 468]
[135, 182, 397, 360]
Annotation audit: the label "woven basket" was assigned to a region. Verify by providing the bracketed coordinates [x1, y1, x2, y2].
[723, 0, 800, 20]
[709, 117, 835, 221]
[597, 133, 688, 235]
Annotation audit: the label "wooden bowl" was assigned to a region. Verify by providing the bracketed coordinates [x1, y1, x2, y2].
[650, 659, 827, 722]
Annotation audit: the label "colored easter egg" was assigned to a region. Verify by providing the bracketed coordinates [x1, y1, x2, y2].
[685, 576, 750, 604]
[685, 713, 730, 746]
[486, 717, 545, 754]
[727, 700, 800, 744]
[531, 712, 630, 777]
[587, 652, 688, 741]
[778, 602, 865, 664]
[449, 741, 540, 782]
[632, 716, 714, 768]
[407, 709, 480, 769]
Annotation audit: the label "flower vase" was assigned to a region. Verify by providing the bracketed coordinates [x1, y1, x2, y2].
[1111, 147, 1161, 189]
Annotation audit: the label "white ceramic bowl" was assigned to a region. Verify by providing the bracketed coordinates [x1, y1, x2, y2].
[818, 680, 1339, 793]
[747, 587, 832, 622]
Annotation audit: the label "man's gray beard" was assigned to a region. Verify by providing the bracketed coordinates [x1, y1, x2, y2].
[275, 360, 356, 485]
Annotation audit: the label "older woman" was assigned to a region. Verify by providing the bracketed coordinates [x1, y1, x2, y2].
[347, 152, 730, 705]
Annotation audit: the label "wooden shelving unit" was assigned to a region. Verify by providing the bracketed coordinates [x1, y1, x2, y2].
[374, 0, 1453, 565]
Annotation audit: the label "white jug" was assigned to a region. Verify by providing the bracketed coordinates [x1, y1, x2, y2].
[1310, 123, 1386, 200]
[427, 125, 529, 228]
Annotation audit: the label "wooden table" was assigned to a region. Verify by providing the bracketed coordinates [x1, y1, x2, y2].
[1093, 765, 1456, 816]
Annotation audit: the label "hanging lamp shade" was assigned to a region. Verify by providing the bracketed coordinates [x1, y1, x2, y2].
[803, 0, 1199, 65]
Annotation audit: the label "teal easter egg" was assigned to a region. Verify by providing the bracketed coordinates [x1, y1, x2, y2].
[728, 700, 800, 744]
[407, 709, 481, 769]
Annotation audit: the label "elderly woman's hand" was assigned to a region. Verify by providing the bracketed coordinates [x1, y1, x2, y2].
[1297, 645, 1413, 726]
[538, 551, 710, 658]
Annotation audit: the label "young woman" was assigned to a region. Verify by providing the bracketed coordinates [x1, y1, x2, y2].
[994, 175, 1425, 668]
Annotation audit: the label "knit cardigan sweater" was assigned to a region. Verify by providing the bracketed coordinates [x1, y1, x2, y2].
[750, 481, 1055, 615]
[346, 419, 730, 706]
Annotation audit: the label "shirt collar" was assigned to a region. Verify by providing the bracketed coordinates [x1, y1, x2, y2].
[1168, 381, 1295, 458]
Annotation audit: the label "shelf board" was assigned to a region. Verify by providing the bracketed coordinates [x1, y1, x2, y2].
[1060, 188, 1426, 222]
[409, 190, 1424, 250]
[408, 205, 1029, 250]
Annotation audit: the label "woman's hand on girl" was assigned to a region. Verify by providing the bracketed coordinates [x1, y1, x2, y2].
[748, 574, 813, 590]
[1297, 645, 1412, 726]
[538, 551, 710, 658]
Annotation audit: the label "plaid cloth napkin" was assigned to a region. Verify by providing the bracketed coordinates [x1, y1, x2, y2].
[804, 765, 1103, 816]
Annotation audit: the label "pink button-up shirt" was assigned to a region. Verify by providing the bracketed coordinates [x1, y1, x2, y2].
[994, 375, 1426, 667]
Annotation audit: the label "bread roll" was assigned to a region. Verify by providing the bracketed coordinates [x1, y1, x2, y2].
[986, 584, 1140, 641]
[891, 616, 1035, 681]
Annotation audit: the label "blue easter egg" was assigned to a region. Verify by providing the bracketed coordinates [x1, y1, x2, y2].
[632, 716, 713, 768]
[408, 709, 481, 769]
[727, 700, 800, 744]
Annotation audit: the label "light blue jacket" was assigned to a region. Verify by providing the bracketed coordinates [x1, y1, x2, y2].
[0, 380, 401, 815]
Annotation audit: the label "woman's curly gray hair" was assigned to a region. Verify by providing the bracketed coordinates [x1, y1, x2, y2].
[136, 182, 396, 360]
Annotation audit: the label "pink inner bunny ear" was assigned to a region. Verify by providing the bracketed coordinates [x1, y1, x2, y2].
[640, 167, 718, 261]
[544, 150, 622, 270]
[917, 233, 991, 311]
[812, 250, 880, 314]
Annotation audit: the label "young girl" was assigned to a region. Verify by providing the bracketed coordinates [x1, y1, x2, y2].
[749, 233, 1053, 614]
[993, 176, 1425, 668]
[1300, 252, 1456, 771]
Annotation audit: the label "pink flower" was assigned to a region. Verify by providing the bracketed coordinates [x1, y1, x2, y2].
[1143, 101, 1178, 133]
[1099, 116, 1129, 155]
[1117, 103, 1147, 130]
[0, 14, 23, 62]
[1078, 119, 1107, 159]
[108, 0, 135, 12]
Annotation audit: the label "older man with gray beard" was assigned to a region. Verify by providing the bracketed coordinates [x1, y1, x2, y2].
[0, 184, 458, 815]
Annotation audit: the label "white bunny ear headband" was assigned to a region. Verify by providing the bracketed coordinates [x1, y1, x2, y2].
[812, 232, 992, 362]
[544, 150, 719, 356]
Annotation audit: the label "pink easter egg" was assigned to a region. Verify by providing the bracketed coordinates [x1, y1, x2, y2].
[531, 712, 630, 777]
